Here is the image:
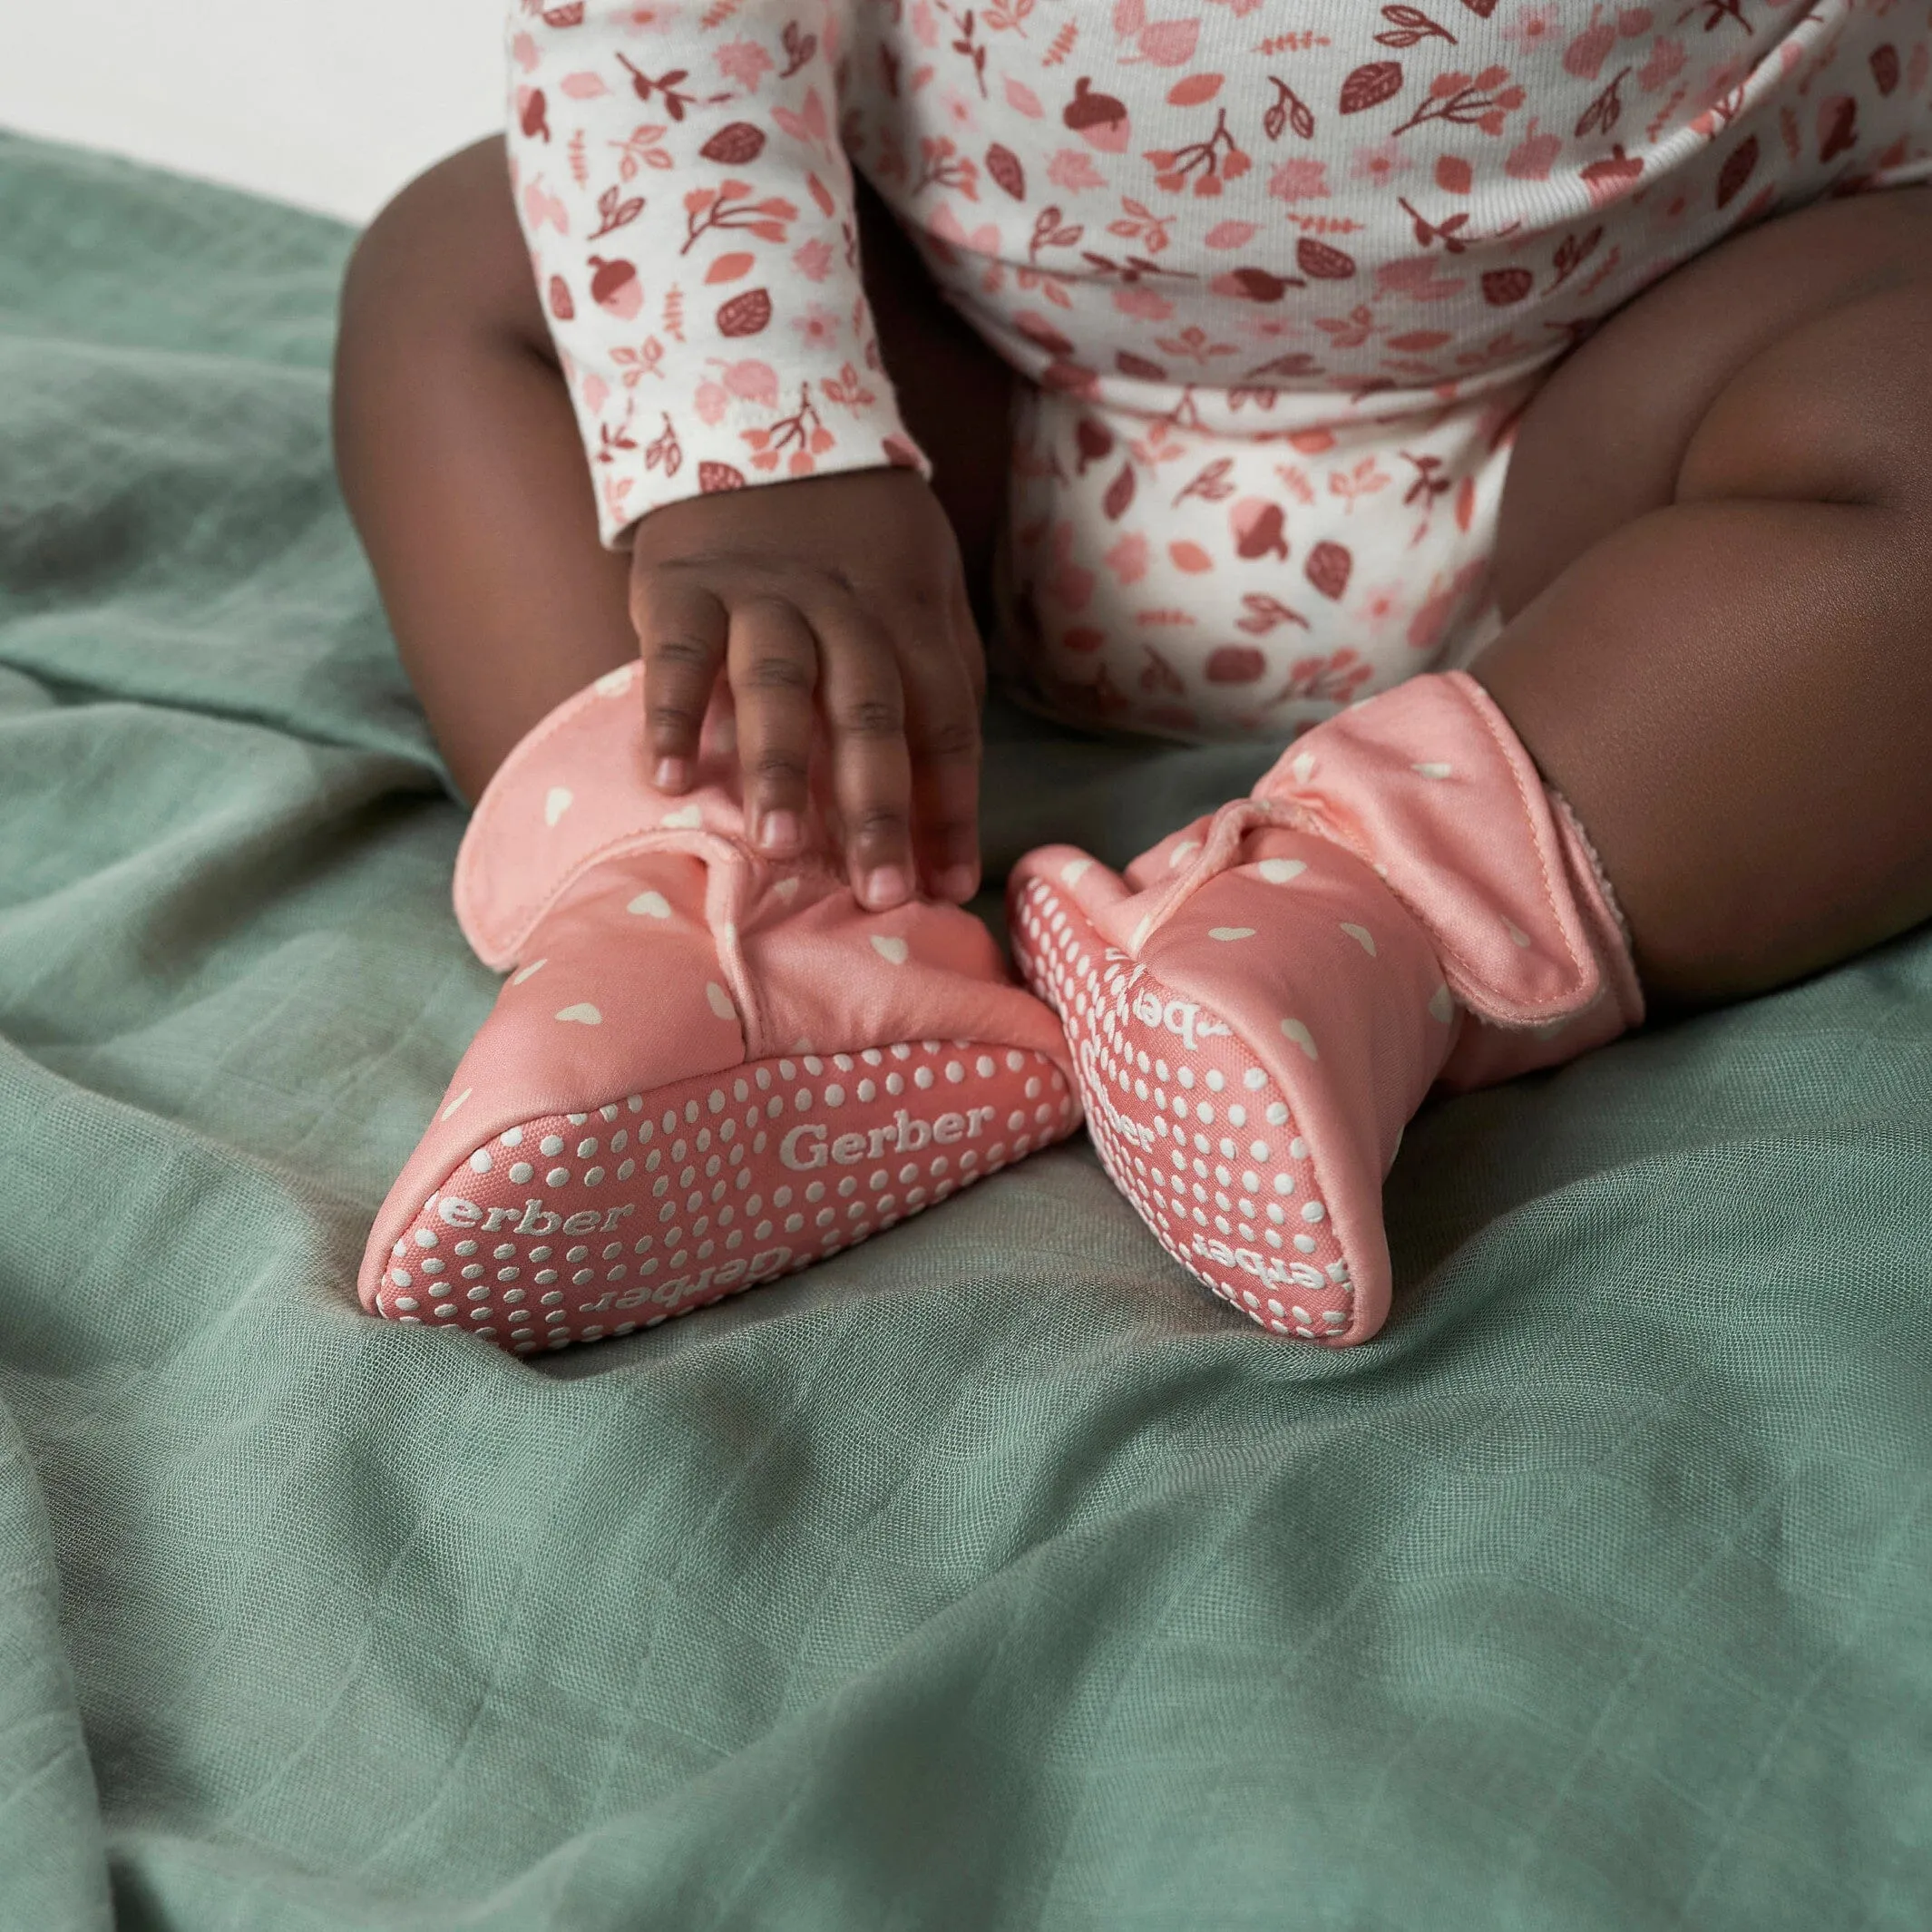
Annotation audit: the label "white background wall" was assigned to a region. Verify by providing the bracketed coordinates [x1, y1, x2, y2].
[0, 0, 506, 222]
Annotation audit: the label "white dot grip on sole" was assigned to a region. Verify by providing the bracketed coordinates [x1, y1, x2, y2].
[374, 1044, 1072, 1353]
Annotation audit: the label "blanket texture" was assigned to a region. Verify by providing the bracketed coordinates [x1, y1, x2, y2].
[2, 132, 1928, 1930]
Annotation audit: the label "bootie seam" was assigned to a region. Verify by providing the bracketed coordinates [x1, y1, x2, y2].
[461, 828, 849, 972]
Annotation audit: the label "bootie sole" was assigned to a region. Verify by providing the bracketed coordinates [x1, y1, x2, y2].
[1010, 875, 1359, 1343]
[372, 1041, 1074, 1351]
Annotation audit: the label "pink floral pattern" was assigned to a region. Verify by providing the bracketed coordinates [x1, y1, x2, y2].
[511, 0, 1932, 739]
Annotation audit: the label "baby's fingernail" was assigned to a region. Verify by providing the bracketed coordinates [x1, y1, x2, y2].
[862, 866, 910, 910]
[939, 864, 979, 903]
[652, 756, 688, 792]
[758, 809, 802, 854]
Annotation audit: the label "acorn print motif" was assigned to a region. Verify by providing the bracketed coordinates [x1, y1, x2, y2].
[507, 0, 1932, 739]
[1581, 144, 1644, 210]
[589, 257, 640, 318]
[1063, 77, 1131, 152]
[1232, 503, 1289, 562]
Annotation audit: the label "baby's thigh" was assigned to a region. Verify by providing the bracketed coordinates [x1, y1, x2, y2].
[1496, 187, 1932, 617]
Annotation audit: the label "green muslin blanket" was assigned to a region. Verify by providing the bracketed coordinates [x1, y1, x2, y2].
[1, 132, 1928, 1930]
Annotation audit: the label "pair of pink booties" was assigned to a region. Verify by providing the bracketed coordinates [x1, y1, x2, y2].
[358, 663, 1641, 1353]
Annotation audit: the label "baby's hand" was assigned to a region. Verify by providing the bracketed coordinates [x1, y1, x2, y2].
[629, 470, 985, 911]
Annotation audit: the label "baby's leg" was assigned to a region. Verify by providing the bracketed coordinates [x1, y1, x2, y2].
[333, 138, 1012, 802]
[1479, 187, 1932, 1007]
[339, 144, 1083, 1351]
[1004, 186, 1932, 1344]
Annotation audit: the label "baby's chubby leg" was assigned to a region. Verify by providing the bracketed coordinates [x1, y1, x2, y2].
[334, 138, 1011, 904]
[336, 141, 1078, 1351]
[1479, 187, 1932, 1008]
[1009, 186, 1932, 1344]
[334, 138, 636, 797]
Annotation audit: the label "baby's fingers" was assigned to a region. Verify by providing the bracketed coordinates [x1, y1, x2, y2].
[893, 606, 984, 903]
[634, 574, 727, 791]
[815, 609, 915, 912]
[727, 597, 818, 856]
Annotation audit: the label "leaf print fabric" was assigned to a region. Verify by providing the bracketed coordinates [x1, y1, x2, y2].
[510, 0, 928, 542]
[511, 0, 1932, 740]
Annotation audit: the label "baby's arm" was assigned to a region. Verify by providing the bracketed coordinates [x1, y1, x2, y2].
[511, 0, 984, 909]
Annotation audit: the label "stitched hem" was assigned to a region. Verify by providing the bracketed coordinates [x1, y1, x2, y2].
[1546, 784, 1634, 950]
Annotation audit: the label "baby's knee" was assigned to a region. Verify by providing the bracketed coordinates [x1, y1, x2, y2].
[1679, 283, 1932, 517]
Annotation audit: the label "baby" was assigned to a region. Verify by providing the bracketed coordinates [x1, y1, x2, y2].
[335, 0, 1932, 1351]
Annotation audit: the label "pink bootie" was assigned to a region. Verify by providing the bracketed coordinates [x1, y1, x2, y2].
[1008, 671, 1643, 1346]
[361, 663, 1078, 1353]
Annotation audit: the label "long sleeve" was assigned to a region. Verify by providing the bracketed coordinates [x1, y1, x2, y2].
[505, 0, 926, 546]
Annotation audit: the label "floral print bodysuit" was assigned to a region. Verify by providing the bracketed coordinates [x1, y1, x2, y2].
[508, 0, 1932, 740]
